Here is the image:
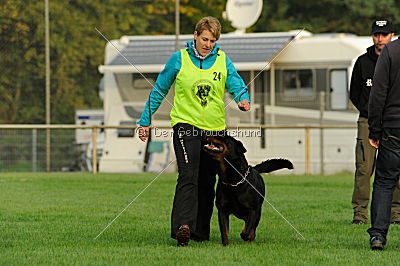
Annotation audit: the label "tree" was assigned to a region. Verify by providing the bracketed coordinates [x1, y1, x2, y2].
[253, 0, 400, 35]
[2, 0, 400, 124]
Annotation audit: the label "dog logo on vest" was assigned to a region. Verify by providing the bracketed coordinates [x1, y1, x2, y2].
[192, 80, 215, 107]
[366, 79, 373, 87]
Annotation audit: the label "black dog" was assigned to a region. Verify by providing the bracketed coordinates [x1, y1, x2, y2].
[203, 135, 293, 246]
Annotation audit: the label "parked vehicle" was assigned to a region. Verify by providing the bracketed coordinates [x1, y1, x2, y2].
[95, 31, 370, 174]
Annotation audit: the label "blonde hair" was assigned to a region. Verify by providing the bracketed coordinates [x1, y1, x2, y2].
[195, 16, 221, 40]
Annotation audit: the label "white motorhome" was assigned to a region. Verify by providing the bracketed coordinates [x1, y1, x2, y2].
[97, 31, 372, 174]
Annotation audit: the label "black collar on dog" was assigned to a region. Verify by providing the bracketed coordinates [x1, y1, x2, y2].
[222, 166, 251, 187]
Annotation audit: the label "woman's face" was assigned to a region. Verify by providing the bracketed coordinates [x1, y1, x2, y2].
[194, 29, 216, 56]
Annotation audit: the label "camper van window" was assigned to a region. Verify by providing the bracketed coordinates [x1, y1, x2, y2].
[132, 73, 157, 90]
[238, 71, 250, 84]
[118, 121, 136, 138]
[282, 69, 314, 98]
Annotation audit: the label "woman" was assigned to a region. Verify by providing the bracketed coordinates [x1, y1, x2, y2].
[138, 16, 250, 246]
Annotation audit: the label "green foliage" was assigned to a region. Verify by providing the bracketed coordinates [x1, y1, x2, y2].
[254, 0, 400, 34]
[1, 0, 400, 124]
[0, 0, 149, 124]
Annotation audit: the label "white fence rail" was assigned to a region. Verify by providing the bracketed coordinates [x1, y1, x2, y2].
[0, 125, 357, 175]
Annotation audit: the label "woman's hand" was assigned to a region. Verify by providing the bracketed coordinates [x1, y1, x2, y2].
[238, 99, 250, 111]
[138, 126, 149, 142]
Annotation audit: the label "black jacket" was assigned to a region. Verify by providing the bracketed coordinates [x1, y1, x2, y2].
[368, 39, 400, 140]
[349, 45, 378, 118]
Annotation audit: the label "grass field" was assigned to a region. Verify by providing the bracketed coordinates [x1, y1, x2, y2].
[1, 172, 400, 265]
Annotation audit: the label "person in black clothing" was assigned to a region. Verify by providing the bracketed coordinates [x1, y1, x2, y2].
[137, 17, 251, 246]
[367, 23, 400, 250]
[349, 19, 399, 225]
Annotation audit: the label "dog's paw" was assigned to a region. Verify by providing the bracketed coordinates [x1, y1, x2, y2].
[222, 241, 230, 246]
[240, 232, 249, 241]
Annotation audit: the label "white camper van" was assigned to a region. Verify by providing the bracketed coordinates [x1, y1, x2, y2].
[98, 31, 371, 174]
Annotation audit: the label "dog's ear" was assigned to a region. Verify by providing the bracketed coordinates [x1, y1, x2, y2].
[235, 139, 247, 154]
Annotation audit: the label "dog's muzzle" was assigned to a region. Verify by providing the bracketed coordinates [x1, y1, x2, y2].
[203, 143, 223, 153]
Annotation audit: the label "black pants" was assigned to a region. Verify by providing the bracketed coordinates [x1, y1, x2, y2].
[170, 123, 224, 241]
[368, 128, 400, 241]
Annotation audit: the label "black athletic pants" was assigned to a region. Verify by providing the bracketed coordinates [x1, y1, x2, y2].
[368, 128, 400, 242]
[170, 123, 224, 241]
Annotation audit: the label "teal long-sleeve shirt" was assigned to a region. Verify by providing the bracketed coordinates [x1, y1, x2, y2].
[138, 41, 250, 126]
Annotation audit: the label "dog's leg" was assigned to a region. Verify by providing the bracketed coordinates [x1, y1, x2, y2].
[218, 211, 230, 246]
[249, 207, 262, 242]
[240, 209, 259, 242]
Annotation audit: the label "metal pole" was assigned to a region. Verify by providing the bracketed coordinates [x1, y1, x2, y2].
[250, 70, 255, 124]
[175, 0, 180, 51]
[260, 71, 266, 148]
[92, 128, 97, 174]
[45, 0, 51, 172]
[319, 91, 325, 175]
[270, 63, 276, 125]
[305, 127, 310, 175]
[32, 129, 37, 172]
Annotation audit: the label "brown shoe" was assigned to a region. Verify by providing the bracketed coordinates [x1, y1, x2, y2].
[176, 225, 190, 246]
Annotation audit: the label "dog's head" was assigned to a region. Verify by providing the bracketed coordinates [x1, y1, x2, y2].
[203, 135, 247, 162]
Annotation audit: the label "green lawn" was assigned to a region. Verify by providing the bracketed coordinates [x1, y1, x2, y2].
[1, 172, 399, 265]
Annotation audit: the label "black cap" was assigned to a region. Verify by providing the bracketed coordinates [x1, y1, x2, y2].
[371, 19, 394, 34]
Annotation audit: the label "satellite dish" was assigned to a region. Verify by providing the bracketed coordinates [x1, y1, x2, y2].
[225, 0, 263, 33]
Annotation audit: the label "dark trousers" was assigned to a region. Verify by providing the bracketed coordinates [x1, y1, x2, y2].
[352, 118, 400, 222]
[368, 128, 400, 241]
[170, 123, 223, 240]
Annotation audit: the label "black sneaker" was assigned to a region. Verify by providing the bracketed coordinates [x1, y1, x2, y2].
[352, 219, 366, 225]
[176, 225, 190, 246]
[370, 236, 385, 251]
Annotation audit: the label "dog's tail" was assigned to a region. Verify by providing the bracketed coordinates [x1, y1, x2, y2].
[253, 159, 293, 174]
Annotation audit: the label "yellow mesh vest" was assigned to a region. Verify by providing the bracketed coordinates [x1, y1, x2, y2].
[170, 49, 227, 131]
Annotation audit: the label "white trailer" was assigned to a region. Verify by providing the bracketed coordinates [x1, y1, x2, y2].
[97, 31, 373, 174]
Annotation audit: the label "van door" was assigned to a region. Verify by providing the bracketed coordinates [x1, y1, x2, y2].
[330, 69, 348, 110]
